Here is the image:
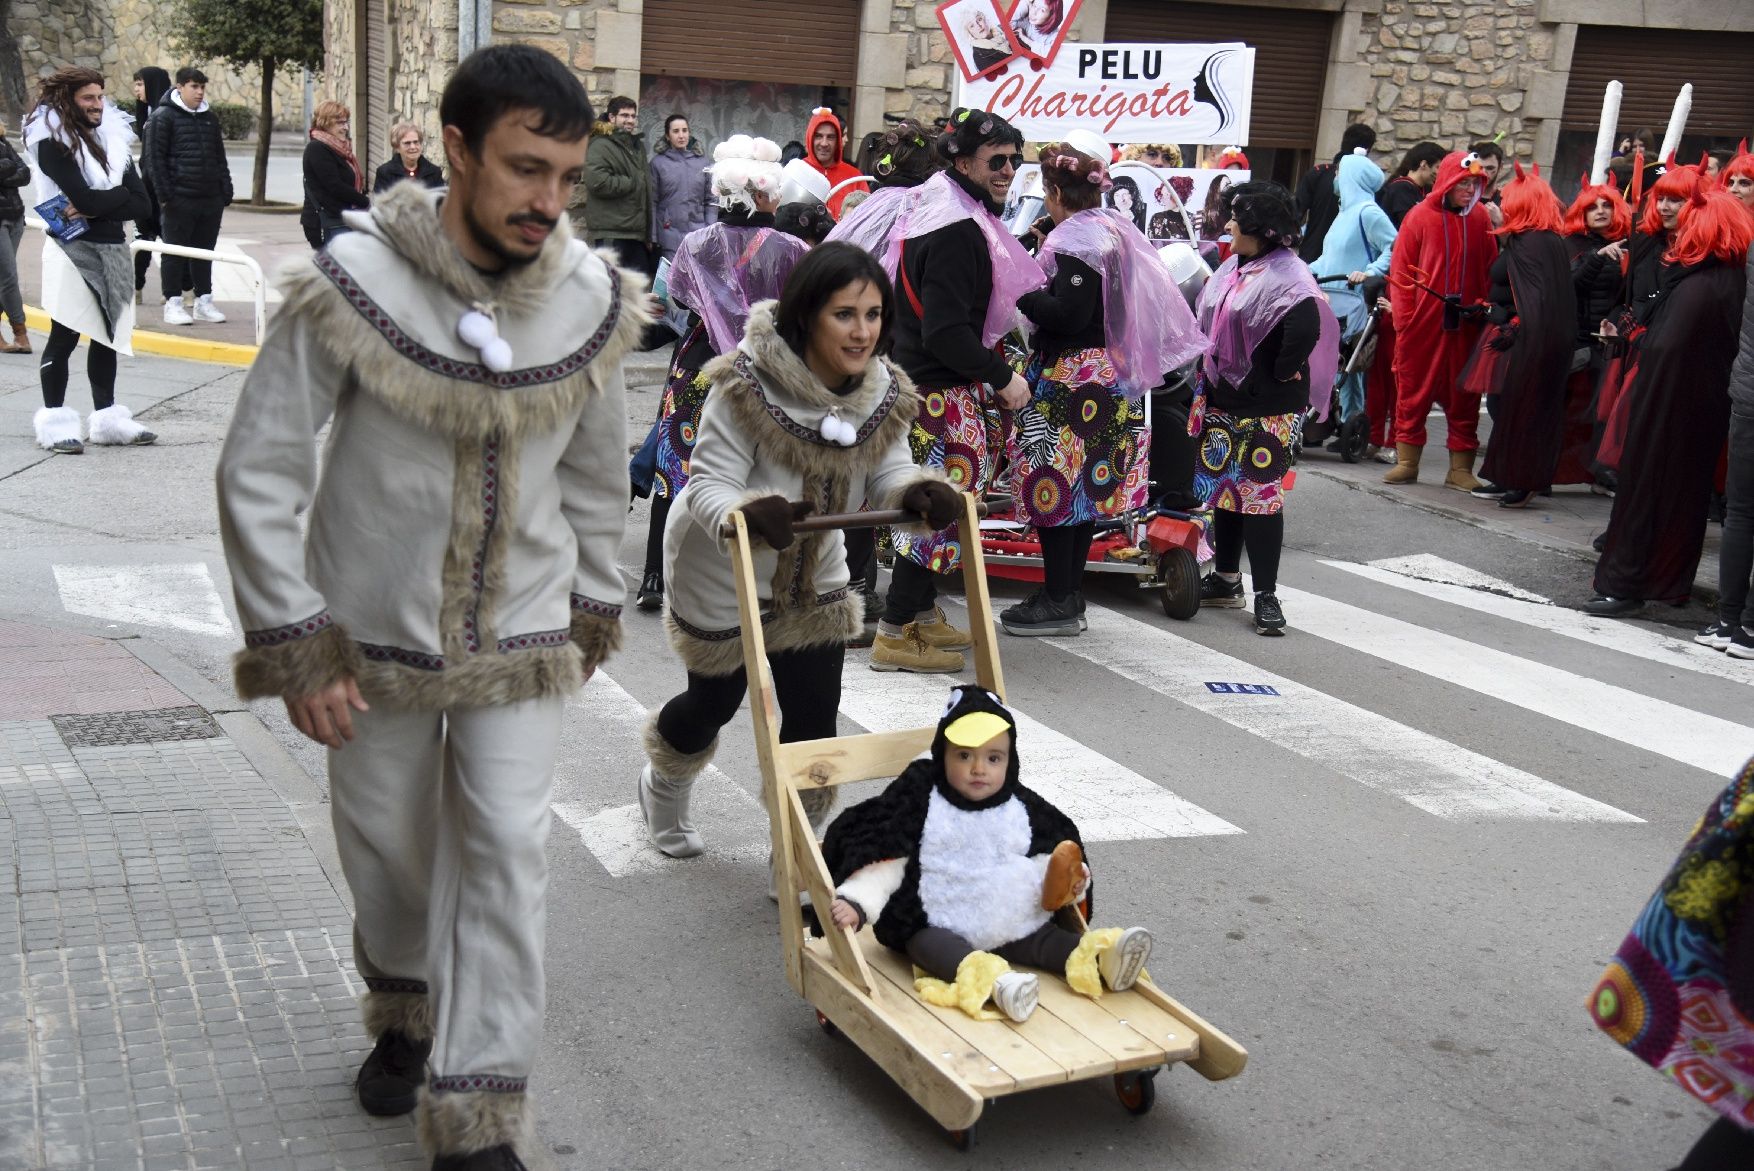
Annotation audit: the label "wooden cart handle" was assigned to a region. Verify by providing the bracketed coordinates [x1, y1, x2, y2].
[720, 496, 1005, 539]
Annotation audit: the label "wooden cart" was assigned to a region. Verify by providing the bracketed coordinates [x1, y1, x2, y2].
[724, 492, 1247, 1148]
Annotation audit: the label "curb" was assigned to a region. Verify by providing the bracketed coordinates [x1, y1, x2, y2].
[24, 305, 259, 368]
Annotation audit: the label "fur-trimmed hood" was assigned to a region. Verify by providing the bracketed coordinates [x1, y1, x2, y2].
[340, 181, 577, 318]
[739, 299, 899, 415]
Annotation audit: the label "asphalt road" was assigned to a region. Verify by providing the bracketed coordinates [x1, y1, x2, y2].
[1, 343, 1746, 1170]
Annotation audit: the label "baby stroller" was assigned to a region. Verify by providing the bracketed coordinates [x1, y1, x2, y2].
[1298, 274, 1384, 464]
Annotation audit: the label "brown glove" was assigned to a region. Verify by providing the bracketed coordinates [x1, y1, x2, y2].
[1040, 841, 1086, 911]
[901, 480, 962, 530]
[739, 495, 814, 550]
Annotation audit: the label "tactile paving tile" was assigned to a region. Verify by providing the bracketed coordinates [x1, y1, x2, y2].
[50, 706, 222, 748]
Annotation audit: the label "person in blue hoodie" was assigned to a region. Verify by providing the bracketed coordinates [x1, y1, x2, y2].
[1310, 152, 1396, 432]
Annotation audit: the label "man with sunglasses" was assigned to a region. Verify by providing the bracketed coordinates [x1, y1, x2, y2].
[840, 108, 1046, 673]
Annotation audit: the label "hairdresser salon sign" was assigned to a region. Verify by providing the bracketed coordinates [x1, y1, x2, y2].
[958, 42, 1255, 145]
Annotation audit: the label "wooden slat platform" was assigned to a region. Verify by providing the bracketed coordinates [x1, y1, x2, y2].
[804, 929, 1202, 1117]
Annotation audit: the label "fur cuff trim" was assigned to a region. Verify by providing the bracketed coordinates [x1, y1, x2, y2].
[354, 644, 583, 712]
[86, 404, 148, 444]
[33, 406, 81, 448]
[642, 712, 718, 781]
[666, 593, 859, 678]
[569, 611, 623, 673]
[233, 623, 364, 701]
[362, 990, 434, 1042]
[417, 1086, 533, 1157]
[877, 468, 957, 536]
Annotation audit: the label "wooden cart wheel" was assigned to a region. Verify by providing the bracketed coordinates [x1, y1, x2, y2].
[814, 1010, 839, 1038]
[1114, 1070, 1157, 1115]
[947, 1125, 977, 1152]
[1158, 547, 1201, 621]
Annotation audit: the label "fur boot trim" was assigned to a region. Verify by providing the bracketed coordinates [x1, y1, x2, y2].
[233, 622, 364, 701]
[86, 404, 149, 444]
[664, 591, 860, 678]
[417, 1086, 533, 1157]
[642, 713, 718, 782]
[569, 610, 623, 672]
[32, 406, 81, 449]
[913, 950, 1009, 1020]
[361, 990, 434, 1042]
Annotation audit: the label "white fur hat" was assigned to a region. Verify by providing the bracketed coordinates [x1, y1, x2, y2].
[710, 135, 785, 212]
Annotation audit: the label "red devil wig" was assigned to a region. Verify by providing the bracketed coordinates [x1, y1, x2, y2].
[1563, 177, 1632, 240]
[1492, 163, 1563, 236]
[1638, 163, 1704, 235]
[1722, 140, 1754, 190]
[1665, 188, 1754, 268]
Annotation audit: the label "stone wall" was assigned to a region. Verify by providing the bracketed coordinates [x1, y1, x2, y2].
[490, 0, 630, 113]
[13, 0, 316, 130]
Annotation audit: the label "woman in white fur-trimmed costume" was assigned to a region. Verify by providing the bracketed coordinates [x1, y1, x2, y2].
[24, 67, 155, 454]
[638, 242, 963, 860]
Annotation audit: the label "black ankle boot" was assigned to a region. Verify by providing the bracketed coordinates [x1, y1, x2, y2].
[356, 1028, 432, 1116]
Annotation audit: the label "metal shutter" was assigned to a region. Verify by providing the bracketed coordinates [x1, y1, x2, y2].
[358, 0, 390, 161]
[642, 0, 861, 88]
[1105, 1, 1333, 149]
[1562, 26, 1754, 140]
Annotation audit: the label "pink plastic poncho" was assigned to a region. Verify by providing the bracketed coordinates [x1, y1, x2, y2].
[1195, 245, 1340, 420]
[825, 170, 1046, 348]
[1037, 208, 1210, 398]
[667, 222, 811, 354]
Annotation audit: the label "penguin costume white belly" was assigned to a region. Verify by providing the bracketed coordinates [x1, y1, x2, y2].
[916, 788, 1052, 952]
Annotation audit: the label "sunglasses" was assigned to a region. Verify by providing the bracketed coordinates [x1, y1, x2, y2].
[985, 153, 1025, 172]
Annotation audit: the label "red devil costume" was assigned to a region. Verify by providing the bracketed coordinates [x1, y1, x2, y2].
[1557, 176, 1633, 485]
[1467, 165, 1578, 503]
[1589, 190, 1752, 615]
[1385, 150, 1498, 490]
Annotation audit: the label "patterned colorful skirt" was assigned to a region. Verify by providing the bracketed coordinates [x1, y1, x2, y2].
[1010, 347, 1149, 527]
[652, 322, 715, 499]
[1590, 758, 1754, 1128]
[889, 379, 1008, 574]
[1190, 383, 1301, 516]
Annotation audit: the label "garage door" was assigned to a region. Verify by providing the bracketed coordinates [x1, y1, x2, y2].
[643, 0, 861, 88]
[1562, 25, 1754, 143]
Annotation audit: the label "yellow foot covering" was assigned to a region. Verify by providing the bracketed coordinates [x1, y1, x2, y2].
[1066, 928, 1125, 999]
[914, 951, 1010, 1020]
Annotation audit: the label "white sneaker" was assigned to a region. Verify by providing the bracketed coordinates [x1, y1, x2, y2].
[991, 971, 1038, 1022]
[162, 298, 193, 326]
[193, 295, 226, 323]
[1098, 927, 1154, 992]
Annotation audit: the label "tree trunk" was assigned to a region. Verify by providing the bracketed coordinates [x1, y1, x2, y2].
[252, 58, 275, 205]
[0, 0, 30, 127]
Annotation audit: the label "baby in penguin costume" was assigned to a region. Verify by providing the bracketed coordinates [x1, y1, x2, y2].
[821, 685, 1154, 1022]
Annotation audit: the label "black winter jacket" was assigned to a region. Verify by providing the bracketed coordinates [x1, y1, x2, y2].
[143, 93, 232, 207]
[303, 139, 369, 221]
[372, 155, 445, 194]
[1568, 233, 1624, 343]
[0, 136, 31, 222]
[892, 170, 1014, 390]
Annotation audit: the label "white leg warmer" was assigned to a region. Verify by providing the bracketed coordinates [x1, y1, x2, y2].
[33, 406, 81, 449]
[87, 404, 152, 445]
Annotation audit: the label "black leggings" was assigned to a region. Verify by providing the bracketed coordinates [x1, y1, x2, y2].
[655, 642, 844, 755]
[1211, 508, 1284, 595]
[643, 494, 672, 579]
[906, 922, 1082, 983]
[40, 321, 116, 411]
[1038, 523, 1095, 601]
[1674, 1116, 1754, 1170]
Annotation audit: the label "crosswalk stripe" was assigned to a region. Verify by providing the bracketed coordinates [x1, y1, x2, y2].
[1363, 554, 1551, 603]
[836, 667, 1244, 841]
[555, 673, 769, 877]
[1325, 559, 1754, 690]
[53, 562, 235, 639]
[1271, 583, 1754, 778]
[947, 598, 1640, 823]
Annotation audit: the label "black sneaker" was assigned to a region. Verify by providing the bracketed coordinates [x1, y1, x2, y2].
[1253, 592, 1287, 636]
[1470, 482, 1508, 499]
[636, 571, 663, 611]
[1591, 531, 1607, 553]
[1000, 591, 1081, 637]
[1729, 626, 1754, 661]
[1072, 590, 1088, 631]
[432, 1146, 528, 1171]
[356, 1029, 431, 1116]
[1199, 574, 1245, 608]
[1697, 620, 1736, 650]
[1584, 595, 1641, 618]
[1498, 489, 1534, 509]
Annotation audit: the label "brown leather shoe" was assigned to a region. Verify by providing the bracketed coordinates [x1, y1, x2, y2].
[911, 605, 972, 650]
[0, 322, 27, 354]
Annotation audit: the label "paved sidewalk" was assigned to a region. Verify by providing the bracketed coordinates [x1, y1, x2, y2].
[0, 619, 423, 1170]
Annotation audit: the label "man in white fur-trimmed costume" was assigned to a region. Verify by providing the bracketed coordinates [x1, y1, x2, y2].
[215, 46, 646, 1170]
[25, 66, 155, 454]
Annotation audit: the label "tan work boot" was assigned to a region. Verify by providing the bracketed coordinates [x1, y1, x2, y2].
[1444, 449, 1483, 493]
[912, 605, 972, 650]
[870, 624, 965, 673]
[1381, 442, 1421, 484]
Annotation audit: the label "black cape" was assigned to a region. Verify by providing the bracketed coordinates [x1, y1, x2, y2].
[1479, 230, 1579, 491]
[820, 759, 1084, 953]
